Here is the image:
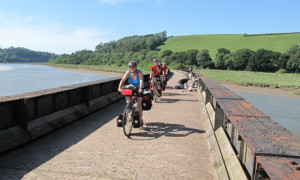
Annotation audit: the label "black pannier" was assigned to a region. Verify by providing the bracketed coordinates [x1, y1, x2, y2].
[142, 92, 153, 111]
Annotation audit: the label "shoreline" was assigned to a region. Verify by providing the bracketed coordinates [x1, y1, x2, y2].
[56, 67, 300, 99]
[55, 67, 124, 77]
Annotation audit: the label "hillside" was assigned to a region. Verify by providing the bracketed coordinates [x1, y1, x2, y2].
[158, 33, 300, 58]
[0, 47, 57, 63]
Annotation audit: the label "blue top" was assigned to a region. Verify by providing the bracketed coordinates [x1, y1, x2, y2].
[128, 69, 142, 89]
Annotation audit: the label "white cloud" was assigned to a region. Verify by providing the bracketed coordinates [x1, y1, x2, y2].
[0, 13, 112, 54]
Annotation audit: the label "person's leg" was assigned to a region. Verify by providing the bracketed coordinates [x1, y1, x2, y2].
[179, 83, 184, 89]
[151, 79, 154, 90]
[137, 97, 143, 125]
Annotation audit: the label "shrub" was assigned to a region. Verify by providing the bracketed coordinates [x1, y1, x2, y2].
[276, 69, 287, 74]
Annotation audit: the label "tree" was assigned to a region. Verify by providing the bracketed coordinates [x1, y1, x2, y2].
[196, 49, 214, 68]
[286, 51, 300, 72]
[247, 49, 281, 72]
[186, 49, 199, 65]
[231, 49, 254, 70]
[217, 48, 231, 55]
[215, 53, 226, 69]
[161, 50, 173, 58]
[287, 44, 300, 56]
[215, 48, 231, 69]
[277, 53, 290, 70]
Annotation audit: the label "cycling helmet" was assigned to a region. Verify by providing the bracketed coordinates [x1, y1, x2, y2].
[128, 61, 137, 67]
[158, 63, 162, 66]
[162, 63, 166, 65]
[152, 58, 158, 62]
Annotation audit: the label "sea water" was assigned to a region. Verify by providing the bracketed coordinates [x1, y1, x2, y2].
[0, 64, 111, 96]
[233, 90, 300, 137]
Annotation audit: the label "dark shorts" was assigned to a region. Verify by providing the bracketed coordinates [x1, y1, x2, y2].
[133, 89, 143, 97]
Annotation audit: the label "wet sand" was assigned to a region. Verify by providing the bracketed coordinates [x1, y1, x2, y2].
[56, 67, 300, 99]
[55, 67, 124, 77]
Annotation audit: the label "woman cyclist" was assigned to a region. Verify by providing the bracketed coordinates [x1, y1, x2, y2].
[118, 61, 144, 125]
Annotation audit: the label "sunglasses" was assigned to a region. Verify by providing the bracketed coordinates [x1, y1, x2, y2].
[129, 66, 136, 68]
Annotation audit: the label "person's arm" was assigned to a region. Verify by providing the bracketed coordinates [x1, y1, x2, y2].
[149, 66, 153, 78]
[138, 70, 144, 93]
[185, 80, 189, 88]
[118, 70, 129, 92]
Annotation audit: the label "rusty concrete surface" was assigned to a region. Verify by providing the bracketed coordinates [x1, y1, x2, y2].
[0, 70, 214, 180]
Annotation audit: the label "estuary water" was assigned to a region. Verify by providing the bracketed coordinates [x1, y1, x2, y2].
[233, 90, 300, 137]
[0, 64, 111, 96]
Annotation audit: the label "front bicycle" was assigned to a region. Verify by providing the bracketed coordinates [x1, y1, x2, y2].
[151, 77, 161, 102]
[121, 85, 139, 138]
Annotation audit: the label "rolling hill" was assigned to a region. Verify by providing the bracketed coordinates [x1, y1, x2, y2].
[158, 33, 300, 59]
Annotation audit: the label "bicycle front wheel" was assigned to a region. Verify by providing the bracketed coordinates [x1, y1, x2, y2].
[153, 86, 158, 102]
[123, 104, 133, 138]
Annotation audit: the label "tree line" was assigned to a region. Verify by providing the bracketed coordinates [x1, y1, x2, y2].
[50, 32, 300, 73]
[0, 47, 57, 63]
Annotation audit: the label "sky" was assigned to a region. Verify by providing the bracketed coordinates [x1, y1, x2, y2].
[0, 0, 299, 54]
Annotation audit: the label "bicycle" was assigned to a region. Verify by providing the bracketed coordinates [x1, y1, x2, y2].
[121, 85, 140, 138]
[160, 74, 166, 91]
[150, 77, 162, 102]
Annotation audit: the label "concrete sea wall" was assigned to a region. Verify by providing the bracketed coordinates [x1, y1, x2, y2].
[0, 75, 150, 153]
[196, 73, 300, 180]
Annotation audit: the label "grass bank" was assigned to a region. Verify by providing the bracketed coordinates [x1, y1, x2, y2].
[195, 69, 300, 95]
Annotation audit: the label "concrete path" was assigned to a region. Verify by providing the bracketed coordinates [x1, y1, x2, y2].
[0, 70, 214, 180]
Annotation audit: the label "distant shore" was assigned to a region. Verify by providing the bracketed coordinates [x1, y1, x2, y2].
[55, 66, 300, 99]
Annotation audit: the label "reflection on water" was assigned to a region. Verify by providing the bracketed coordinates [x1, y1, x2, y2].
[233, 90, 300, 138]
[0, 64, 111, 96]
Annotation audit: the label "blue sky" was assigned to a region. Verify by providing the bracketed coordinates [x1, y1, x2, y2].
[0, 0, 299, 54]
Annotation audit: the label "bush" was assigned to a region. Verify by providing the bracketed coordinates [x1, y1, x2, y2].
[276, 69, 287, 74]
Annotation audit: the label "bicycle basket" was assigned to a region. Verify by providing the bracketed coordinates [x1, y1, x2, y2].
[122, 89, 133, 96]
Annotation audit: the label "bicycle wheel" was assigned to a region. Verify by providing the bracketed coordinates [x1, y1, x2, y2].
[153, 86, 158, 102]
[123, 104, 133, 138]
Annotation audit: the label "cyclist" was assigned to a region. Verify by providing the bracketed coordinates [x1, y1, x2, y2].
[118, 61, 144, 125]
[161, 62, 168, 86]
[161, 63, 168, 76]
[150, 58, 161, 89]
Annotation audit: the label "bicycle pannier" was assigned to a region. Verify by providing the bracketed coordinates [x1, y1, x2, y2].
[133, 112, 140, 128]
[142, 94, 152, 111]
[116, 114, 123, 127]
[122, 89, 133, 96]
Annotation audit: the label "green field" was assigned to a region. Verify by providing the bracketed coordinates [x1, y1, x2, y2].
[159, 33, 300, 59]
[196, 69, 300, 90]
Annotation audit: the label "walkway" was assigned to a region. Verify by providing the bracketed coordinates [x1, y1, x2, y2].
[0, 70, 214, 180]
